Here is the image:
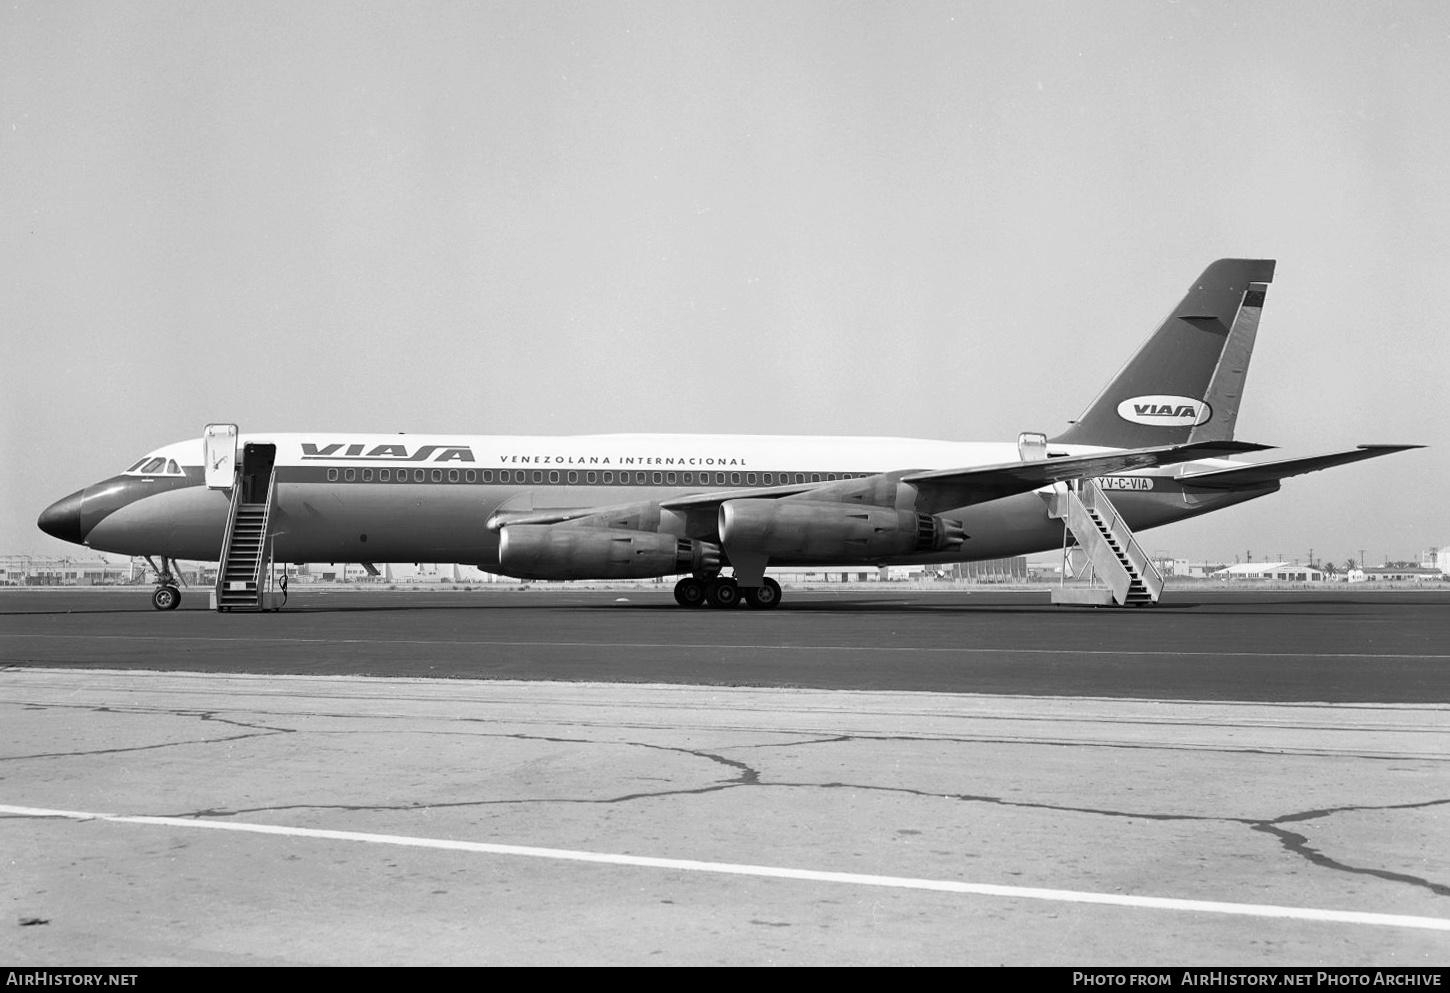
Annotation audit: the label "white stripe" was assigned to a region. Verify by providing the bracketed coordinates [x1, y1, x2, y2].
[5, 804, 1448, 932]
[3, 633, 1445, 660]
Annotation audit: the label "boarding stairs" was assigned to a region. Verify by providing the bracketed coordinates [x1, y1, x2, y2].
[213, 467, 279, 611]
[1047, 478, 1163, 607]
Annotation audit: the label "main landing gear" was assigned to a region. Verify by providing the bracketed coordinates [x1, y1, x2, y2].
[673, 576, 782, 610]
[144, 556, 184, 611]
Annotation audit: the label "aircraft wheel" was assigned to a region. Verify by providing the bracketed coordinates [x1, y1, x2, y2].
[673, 577, 707, 608]
[152, 586, 181, 611]
[704, 577, 740, 608]
[742, 578, 782, 610]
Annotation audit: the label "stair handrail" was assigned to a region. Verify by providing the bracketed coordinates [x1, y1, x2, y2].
[245, 467, 280, 607]
[213, 467, 245, 608]
[1079, 478, 1164, 600]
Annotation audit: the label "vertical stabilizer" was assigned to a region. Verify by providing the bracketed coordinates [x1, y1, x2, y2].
[1050, 258, 1276, 449]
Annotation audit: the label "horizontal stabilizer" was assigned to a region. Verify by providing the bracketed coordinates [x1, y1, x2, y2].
[1179, 445, 1424, 489]
[902, 440, 1271, 514]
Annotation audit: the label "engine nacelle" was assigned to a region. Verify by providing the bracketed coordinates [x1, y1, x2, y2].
[718, 499, 966, 561]
[497, 525, 720, 580]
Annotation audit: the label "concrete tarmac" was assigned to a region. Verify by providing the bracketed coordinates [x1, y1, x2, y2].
[2, 588, 1448, 965]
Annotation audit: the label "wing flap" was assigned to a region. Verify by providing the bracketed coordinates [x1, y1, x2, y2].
[487, 482, 822, 532]
[660, 482, 817, 509]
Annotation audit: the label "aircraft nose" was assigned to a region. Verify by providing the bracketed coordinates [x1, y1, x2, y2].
[37, 488, 87, 545]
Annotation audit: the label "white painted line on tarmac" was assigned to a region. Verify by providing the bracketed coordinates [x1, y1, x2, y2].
[4, 633, 1447, 660]
[6, 803, 1449, 932]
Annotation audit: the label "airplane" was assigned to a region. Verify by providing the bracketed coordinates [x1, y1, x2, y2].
[36, 258, 1419, 611]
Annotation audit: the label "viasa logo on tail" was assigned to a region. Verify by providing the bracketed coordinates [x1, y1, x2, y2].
[1116, 395, 1212, 427]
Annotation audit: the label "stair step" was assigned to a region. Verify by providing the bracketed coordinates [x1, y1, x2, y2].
[215, 476, 276, 612]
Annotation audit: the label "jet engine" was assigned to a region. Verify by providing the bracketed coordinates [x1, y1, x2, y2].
[497, 525, 721, 580]
[718, 499, 966, 561]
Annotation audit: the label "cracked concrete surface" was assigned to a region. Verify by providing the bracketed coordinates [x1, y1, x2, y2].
[2, 668, 1448, 965]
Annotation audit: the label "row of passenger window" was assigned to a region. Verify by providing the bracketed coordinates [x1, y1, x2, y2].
[323, 467, 872, 486]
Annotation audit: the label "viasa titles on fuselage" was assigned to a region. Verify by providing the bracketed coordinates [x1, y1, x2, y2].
[37, 259, 1420, 611]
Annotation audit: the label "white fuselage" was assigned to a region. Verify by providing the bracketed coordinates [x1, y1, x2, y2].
[69, 432, 1267, 569]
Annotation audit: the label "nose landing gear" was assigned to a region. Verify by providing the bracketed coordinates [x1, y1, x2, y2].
[144, 556, 184, 611]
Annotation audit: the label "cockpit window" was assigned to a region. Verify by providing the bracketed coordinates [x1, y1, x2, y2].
[124, 456, 185, 476]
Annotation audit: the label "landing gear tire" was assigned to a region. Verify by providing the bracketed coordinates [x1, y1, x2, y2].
[673, 577, 707, 608]
[704, 577, 740, 609]
[152, 586, 181, 611]
[742, 578, 782, 610]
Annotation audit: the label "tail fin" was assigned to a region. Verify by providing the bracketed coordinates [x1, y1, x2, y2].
[1050, 258, 1276, 449]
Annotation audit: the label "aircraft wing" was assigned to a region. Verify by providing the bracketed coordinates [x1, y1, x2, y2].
[1177, 444, 1423, 489]
[899, 440, 1271, 514]
[662, 440, 1271, 515]
[491, 440, 1273, 530]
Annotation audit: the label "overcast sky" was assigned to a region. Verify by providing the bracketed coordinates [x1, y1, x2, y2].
[3, 0, 1445, 566]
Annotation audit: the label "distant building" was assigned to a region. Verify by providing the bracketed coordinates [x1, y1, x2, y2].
[1162, 559, 1232, 579]
[1361, 565, 1444, 582]
[1421, 546, 1450, 575]
[949, 557, 1028, 582]
[1213, 562, 1325, 582]
[0, 555, 134, 586]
